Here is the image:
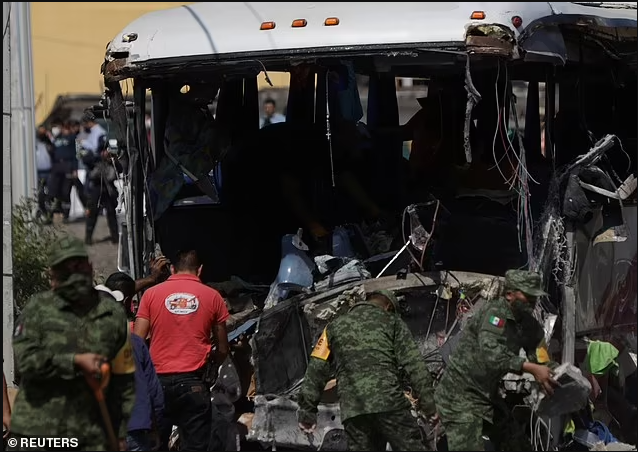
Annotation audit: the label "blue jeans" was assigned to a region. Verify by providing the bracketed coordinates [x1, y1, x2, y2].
[127, 430, 153, 451]
[158, 373, 212, 451]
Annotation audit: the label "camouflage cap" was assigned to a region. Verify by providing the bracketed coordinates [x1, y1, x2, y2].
[504, 269, 548, 297]
[368, 289, 400, 313]
[48, 236, 90, 267]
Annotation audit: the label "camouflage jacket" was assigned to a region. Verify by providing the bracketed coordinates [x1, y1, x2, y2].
[11, 290, 136, 446]
[435, 297, 545, 423]
[297, 302, 435, 424]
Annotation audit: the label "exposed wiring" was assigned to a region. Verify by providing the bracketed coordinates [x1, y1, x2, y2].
[444, 295, 451, 334]
[424, 287, 441, 341]
[419, 199, 440, 269]
[251, 59, 273, 87]
[529, 387, 553, 451]
[487, 60, 538, 266]
[401, 205, 425, 271]
[375, 239, 411, 279]
[325, 71, 336, 188]
[614, 136, 632, 175]
[490, 60, 518, 186]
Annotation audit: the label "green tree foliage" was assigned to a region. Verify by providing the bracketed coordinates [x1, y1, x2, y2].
[11, 198, 64, 309]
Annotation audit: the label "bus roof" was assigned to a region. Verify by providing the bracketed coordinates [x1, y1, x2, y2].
[104, 2, 637, 70]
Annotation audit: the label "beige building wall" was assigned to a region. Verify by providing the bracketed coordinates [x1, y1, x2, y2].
[31, 2, 289, 124]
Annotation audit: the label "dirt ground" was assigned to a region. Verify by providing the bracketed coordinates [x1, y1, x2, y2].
[61, 216, 119, 282]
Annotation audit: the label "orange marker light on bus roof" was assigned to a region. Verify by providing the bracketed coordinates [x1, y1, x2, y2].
[260, 21, 276, 30]
[292, 19, 307, 28]
[324, 17, 340, 26]
[470, 11, 486, 20]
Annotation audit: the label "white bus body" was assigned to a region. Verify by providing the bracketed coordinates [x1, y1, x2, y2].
[104, 2, 636, 72]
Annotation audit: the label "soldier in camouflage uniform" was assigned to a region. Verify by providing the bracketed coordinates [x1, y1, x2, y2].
[434, 270, 559, 451]
[9, 236, 136, 451]
[297, 290, 436, 451]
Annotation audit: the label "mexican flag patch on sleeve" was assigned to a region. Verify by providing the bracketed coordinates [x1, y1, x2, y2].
[489, 315, 505, 328]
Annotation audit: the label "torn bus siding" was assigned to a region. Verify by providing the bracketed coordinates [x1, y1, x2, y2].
[465, 24, 517, 58]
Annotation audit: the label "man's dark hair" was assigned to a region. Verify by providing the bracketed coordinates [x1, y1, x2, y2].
[264, 98, 276, 107]
[173, 250, 201, 272]
[105, 272, 136, 299]
[81, 110, 96, 124]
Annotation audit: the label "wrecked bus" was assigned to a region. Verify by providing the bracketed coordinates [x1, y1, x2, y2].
[100, 2, 637, 450]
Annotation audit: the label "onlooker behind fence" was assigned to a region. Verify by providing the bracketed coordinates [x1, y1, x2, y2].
[104, 273, 165, 452]
[134, 250, 230, 451]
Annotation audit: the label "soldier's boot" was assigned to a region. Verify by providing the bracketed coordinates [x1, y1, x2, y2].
[85, 225, 95, 246]
[61, 199, 71, 220]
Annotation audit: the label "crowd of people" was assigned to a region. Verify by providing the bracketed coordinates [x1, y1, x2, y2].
[35, 110, 119, 245]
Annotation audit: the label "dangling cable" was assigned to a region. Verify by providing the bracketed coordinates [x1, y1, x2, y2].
[325, 71, 336, 188]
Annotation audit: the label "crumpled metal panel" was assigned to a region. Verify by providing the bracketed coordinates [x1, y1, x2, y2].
[536, 363, 591, 417]
[465, 24, 516, 58]
[248, 395, 345, 450]
[574, 205, 637, 335]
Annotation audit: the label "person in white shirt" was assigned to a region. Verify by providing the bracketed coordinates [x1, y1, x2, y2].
[259, 98, 286, 128]
[35, 126, 53, 221]
[77, 111, 107, 157]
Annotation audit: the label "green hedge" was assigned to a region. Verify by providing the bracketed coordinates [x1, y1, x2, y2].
[12, 198, 65, 310]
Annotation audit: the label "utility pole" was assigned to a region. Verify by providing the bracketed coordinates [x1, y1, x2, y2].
[3, 1, 15, 386]
[3, 1, 36, 385]
[10, 1, 36, 204]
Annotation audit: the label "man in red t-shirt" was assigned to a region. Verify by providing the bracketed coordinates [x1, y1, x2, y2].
[134, 250, 229, 451]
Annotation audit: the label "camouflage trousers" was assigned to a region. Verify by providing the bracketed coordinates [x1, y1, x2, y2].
[440, 417, 486, 451]
[441, 415, 534, 451]
[343, 409, 427, 451]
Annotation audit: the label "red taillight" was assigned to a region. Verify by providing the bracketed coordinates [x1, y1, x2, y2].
[511, 16, 523, 28]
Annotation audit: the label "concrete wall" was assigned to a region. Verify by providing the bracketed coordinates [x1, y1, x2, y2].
[31, 2, 192, 123]
[31, 2, 291, 124]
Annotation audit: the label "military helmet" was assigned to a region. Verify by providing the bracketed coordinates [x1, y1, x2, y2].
[48, 236, 89, 267]
[368, 289, 400, 313]
[504, 269, 548, 297]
